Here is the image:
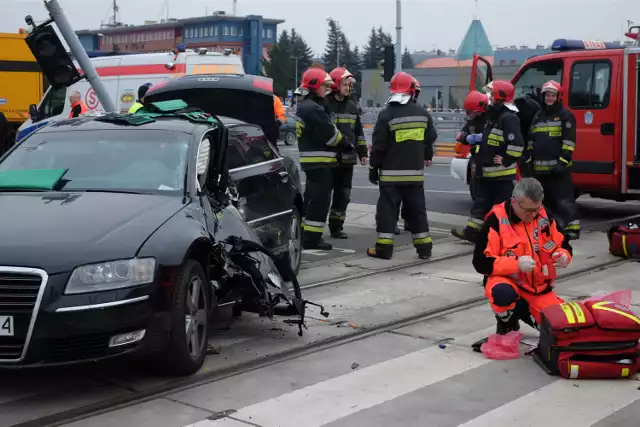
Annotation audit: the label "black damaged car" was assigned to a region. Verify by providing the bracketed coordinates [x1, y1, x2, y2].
[0, 99, 323, 375]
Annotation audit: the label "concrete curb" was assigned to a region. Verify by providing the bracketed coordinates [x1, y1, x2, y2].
[431, 157, 452, 165]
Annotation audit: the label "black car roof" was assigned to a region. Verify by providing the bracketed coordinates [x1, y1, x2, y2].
[33, 114, 243, 135]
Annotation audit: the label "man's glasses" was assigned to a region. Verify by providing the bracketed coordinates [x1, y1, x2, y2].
[513, 198, 542, 213]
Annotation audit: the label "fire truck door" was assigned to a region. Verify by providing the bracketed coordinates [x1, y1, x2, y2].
[564, 58, 617, 188]
[468, 54, 493, 93]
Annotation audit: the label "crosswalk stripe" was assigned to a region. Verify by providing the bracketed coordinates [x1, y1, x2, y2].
[458, 378, 640, 427]
[186, 345, 493, 427]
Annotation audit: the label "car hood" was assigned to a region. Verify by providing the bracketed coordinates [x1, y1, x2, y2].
[145, 74, 279, 144]
[0, 192, 186, 274]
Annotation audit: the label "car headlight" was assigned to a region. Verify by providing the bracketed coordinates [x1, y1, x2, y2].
[65, 258, 156, 295]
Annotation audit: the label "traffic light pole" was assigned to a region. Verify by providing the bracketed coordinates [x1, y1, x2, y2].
[395, 0, 402, 72]
[44, 0, 116, 112]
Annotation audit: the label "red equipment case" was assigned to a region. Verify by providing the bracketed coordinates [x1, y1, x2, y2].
[534, 301, 640, 379]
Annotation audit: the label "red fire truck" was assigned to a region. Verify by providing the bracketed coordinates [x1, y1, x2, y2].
[451, 27, 640, 202]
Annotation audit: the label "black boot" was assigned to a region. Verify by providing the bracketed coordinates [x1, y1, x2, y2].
[472, 313, 520, 352]
[451, 227, 477, 243]
[303, 239, 333, 250]
[330, 229, 348, 239]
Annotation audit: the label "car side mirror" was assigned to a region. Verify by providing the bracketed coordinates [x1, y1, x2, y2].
[29, 104, 39, 121]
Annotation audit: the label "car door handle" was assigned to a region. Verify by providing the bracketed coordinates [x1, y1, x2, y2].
[278, 170, 289, 182]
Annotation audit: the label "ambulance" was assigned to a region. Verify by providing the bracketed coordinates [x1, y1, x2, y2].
[451, 27, 640, 202]
[16, 48, 244, 143]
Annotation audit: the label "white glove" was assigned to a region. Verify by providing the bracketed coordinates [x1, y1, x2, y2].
[518, 256, 536, 273]
[553, 251, 570, 268]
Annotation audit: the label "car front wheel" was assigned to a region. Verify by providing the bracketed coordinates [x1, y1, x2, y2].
[279, 206, 302, 281]
[284, 132, 296, 145]
[159, 260, 212, 376]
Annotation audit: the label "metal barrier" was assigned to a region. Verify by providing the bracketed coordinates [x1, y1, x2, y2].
[360, 109, 465, 157]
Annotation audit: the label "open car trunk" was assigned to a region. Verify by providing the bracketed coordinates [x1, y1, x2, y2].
[144, 74, 279, 144]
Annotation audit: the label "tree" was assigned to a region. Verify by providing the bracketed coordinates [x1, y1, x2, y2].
[402, 48, 414, 69]
[322, 18, 342, 71]
[362, 26, 393, 69]
[290, 29, 313, 88]
[263, 29, 314, 97]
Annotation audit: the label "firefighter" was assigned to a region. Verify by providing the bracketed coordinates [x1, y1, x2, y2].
[68, 91, 88, 118]
[456, 90, 490, 187]
[295, 67, 349, 250]
[471, 178, 572, 351]
[129, 83, 153, 114]
[367, 71, 438, 260]
[528, 80, 580, 240]
[451, 80, 525, 243]
[396, 76, 424, 234]
[325, 67, 368, 238]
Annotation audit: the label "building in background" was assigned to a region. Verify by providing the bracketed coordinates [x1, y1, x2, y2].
[363, 18, 553, 109]
[76, 11, 283, 75]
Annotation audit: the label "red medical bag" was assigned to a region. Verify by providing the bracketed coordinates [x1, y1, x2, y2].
[534, 301, 640, 379]
[607, 223, 640, 259]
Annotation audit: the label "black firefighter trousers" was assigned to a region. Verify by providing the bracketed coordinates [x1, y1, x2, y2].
[375, 184, 432, 258]
[329, 165, 354, 232]
[535, 170, 580, 239]
[302, 167, 333, 244]
[466, 178, 514, 234]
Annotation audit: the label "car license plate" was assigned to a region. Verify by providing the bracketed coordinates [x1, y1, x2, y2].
[0, 316, 14, 337]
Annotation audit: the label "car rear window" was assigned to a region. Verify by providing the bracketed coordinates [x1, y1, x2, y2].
[0, 129, 191, 193]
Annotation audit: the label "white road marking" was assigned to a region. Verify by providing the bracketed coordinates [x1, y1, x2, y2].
[186, 345, 492, 427]
[459, 379, 640, 427]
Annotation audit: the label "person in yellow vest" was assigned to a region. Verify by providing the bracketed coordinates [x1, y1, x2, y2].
[129, 83, 153, 114]
[68, 91, 88, 118]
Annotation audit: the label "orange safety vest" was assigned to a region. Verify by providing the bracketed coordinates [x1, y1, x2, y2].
[273, 96, 286, 122]
[489, 202, 563, 294]
[69, 101, 88, 118]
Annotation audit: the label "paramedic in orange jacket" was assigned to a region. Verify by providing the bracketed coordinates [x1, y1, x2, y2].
[472, 178, 573, 344]
[68, 91, 88, 118]
[274, 95, 286, 127]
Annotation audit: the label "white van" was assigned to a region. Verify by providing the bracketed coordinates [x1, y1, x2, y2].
[16, 49, 244, 142]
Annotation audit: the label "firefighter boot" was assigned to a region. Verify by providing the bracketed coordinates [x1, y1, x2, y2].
[451, 227, 477, 243]
[472, 312, 520, 352]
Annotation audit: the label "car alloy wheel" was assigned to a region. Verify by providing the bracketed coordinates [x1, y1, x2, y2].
[285, 132, 296, 145]
[288, 209, 302, 274]
[185, 275, 208, 359]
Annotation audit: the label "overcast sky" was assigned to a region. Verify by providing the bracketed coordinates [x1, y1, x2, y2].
[4, 0, 640, 55]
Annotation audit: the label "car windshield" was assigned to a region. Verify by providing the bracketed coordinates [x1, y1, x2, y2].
[0, 129, 190, 194]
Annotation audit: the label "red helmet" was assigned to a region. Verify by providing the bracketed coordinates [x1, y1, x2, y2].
[390, 72, 417, 95]
[541, 80, 562, 97]
[329, 67, 355, 92]
[463, 90, 489, 116]
[491, 80, 515, 104]
[299, 67, 333, 95]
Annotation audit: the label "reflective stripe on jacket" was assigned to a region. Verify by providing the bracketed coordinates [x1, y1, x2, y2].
[370, 102, 437, 185]
[473, 201, 572, 295]
[476, 106, 524, 180]
[295, 96, 347, 170]
[325, 95, 368, 165]
[129, 102, 144, 114]
[527, 106, 577, 174]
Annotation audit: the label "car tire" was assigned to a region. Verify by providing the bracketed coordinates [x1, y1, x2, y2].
[158, 260, 212, 376]
[279, 206, 302, 281]
[284, 132, 296, 145]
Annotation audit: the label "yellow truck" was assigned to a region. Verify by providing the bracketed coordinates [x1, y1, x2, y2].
[0, 31, 44, 152]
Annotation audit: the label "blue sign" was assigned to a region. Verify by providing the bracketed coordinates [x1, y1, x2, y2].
[287, 90, 293, 98]
[584, 111, 594, 125]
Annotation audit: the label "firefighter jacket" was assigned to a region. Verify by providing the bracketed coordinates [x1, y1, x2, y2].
[472, 201, 573, 295]
[295, 96, 348, 171]
[456, 115, 486, 159]
[475, 104, 525, 180]
[527, 105, 577, 174]
[370, 102, 437, 185]
[324, 95, 368, 165]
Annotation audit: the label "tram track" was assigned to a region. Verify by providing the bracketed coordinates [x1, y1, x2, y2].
[15, 222, 632, 427]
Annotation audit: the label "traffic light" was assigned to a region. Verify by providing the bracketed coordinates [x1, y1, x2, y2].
[379, 44, 395, 82]
[437, 88, 443, 100]
[25, 24, 82, 89]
